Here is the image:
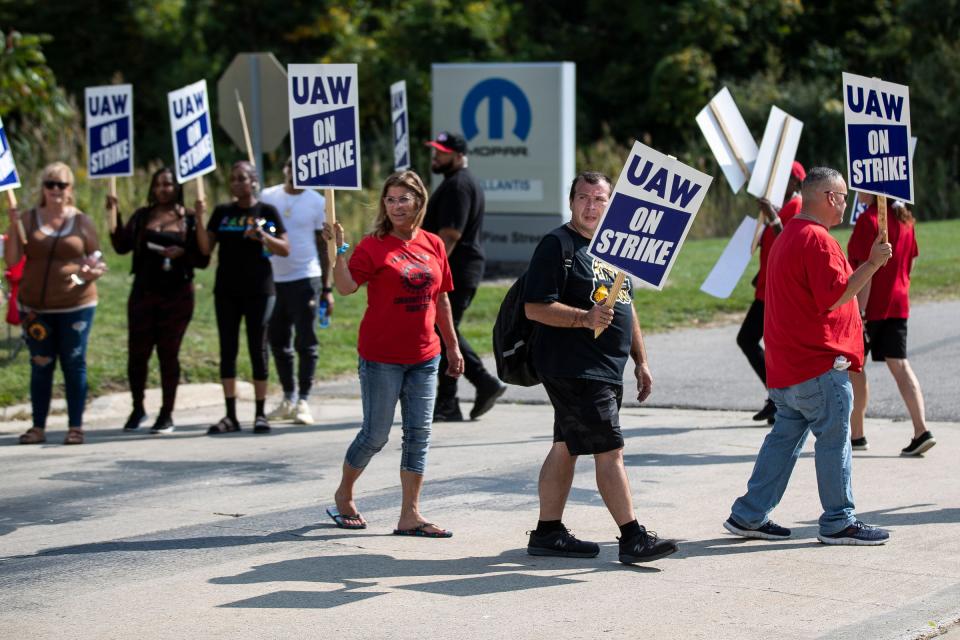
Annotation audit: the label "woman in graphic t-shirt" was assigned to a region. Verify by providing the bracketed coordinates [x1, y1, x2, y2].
[4, 162, 107, 445]
[847, 194, 933, 456]
[323, 170, 463, 537]
[203, 161, 289, 435]
[109, 166, 210, 434]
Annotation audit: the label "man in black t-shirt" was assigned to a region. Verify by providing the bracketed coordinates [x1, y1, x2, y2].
[522, 171, 678, 565]
[423, 131, 506, 422]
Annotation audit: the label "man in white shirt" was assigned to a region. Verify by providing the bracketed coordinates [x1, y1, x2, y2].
[260, 158, 334, 424]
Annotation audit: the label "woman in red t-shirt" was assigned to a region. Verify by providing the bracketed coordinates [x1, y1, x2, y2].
[847, 194, 934, 456]
[324, 170, 464, 537]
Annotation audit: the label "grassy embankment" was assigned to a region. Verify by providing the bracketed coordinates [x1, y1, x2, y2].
[1, 216, 957, 407]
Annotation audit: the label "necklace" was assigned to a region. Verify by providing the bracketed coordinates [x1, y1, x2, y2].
[282, 191, 298, 218]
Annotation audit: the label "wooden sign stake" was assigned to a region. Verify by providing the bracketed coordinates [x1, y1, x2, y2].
[235, 90, 256, 167]
[195, 176, 206, 204]
[6, 190, 26, 246]
[877, 195, 888, 244]
[325, 188, 337, 265]
[594, 270, 626, 339]
[751, 116, 792, 255]
[708, 101, 749, 179]
[107, 176, 118, 233]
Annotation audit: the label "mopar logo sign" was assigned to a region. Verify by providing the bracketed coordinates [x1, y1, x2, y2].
[460, 78, 530, 157]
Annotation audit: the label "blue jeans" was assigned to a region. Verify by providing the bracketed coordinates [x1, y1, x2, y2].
[730, 368, 856, 536]
[24, 307, 96, 429]
[345, 355, 440, 475]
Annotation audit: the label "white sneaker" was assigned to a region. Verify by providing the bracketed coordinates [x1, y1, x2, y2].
[267, 399, 296, 421]
[294, 399, 314, 425]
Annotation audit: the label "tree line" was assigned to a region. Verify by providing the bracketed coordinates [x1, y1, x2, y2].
[2, 0, 958, 227]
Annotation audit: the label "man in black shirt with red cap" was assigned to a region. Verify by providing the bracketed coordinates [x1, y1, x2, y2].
[424, 131, 506, 422]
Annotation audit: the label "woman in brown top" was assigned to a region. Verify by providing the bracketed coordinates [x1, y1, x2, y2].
[3, 162, 107, 445]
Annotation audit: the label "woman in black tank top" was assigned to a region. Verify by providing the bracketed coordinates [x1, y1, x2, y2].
[109, 166, 210, 434]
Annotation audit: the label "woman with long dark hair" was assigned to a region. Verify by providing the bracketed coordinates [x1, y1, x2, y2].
[203, 161, 289, 435]
[109, 166, 210, 434]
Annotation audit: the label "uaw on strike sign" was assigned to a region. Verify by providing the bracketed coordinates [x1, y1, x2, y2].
[588, 142, 712, 290]
[167, 80, 216, 182]
[85, 84, 134, 178]
[843, 72, 913, 203]
[288, 63, 361, 189]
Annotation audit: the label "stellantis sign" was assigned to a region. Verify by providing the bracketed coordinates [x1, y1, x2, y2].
[432, 63, 575, 262]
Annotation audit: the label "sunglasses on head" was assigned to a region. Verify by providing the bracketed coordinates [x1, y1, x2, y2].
[43, 180, 70, 190]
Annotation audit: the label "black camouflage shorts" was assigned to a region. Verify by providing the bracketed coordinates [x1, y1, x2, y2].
[541, 376, 624, 455]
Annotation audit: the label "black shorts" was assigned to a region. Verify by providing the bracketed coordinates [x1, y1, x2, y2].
[864, 318, 908, 361]
[541, 376, 624, 456]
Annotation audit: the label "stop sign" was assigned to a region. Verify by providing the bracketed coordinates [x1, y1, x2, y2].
[217, 53, 289, 160]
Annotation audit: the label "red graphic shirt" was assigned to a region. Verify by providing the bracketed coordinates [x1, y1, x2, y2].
[348, 230, 453, 364]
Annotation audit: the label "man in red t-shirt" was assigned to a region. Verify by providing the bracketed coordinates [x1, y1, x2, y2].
[847, 195, 933, 456]
[737, 161, 805, 424]
[725, 167, 894, 546]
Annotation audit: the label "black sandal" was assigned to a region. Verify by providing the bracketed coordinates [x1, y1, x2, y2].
[253, 415, 271, 434]
[207, 416, 240, 435]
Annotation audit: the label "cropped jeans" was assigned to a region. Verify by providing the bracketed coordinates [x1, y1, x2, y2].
[24, 306, 96, 429]
[345, 355, 440, 475]
[730, 368, 857, 536]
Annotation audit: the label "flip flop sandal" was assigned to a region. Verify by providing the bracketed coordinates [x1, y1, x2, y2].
[393, 523, 453, 538]
[326, 506, 367, 530]
[63, 428, 84, 445]
[207, 416, 241, 435]
[19, 427, 46, 445]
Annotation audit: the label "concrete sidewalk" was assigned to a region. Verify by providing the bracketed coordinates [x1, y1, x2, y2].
[1, 393, 958, 639]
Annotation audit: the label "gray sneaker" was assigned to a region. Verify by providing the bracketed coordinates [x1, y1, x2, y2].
[724, 517, 791, 540]
[818, 520, 890, 546]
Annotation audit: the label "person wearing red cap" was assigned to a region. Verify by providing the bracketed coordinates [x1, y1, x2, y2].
[423, 131, 507, 422]
[737, 160, 805, 424]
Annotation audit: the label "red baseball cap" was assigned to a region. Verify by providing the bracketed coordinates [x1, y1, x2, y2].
[791, 161, 806, 181]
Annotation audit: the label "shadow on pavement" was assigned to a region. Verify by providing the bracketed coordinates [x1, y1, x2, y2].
[211, 548, 653, 608]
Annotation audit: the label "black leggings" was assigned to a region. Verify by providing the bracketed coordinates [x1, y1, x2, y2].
[128, 284, 195, 414]
[215, 293, 275, 380]
[736, 299, 766, 387]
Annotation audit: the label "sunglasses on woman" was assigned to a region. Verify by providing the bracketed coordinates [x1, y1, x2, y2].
[43, 180, 71, 190]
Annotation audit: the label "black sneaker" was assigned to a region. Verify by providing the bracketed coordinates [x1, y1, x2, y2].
[123, 408, 147, 432]
[150, 414, 175, 434]
[900, 431, 936, 457]
[723, 517, 791, 540]
[527, 528, 599, 558]
[432, 407, 464, 423]
[618, 526, 678, 564]
[817, 520, 890, 546]
[851, 437, 869, 451]
[752, 399, 776, 423]
[470, 379, 507, 420]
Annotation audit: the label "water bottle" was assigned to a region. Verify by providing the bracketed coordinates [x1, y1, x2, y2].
[317, 300, 330, 329]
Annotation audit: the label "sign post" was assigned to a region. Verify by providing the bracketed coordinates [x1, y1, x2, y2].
[842, 72, 913, 242]
[168, 79, 217, 203]
[587, 143, 713, 336]
[0, 116, 25, 244]
[390, 80, 410, 171]
[287, 63, 361, 265]
[747, 106, 803, 253]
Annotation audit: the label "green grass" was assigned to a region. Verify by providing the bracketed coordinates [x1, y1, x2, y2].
[2, 218, 957, 407]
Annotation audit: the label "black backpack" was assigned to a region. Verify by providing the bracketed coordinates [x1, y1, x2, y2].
[493, 227, 575, 386]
